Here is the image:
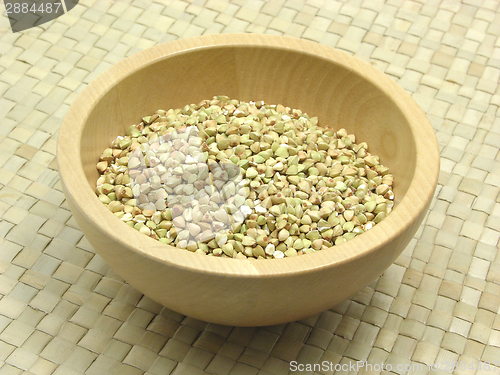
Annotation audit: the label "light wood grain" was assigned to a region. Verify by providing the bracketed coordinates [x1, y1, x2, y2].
[57, 34, 439, 326]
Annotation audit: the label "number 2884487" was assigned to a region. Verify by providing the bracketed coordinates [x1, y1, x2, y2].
[5, 2, 63, 14]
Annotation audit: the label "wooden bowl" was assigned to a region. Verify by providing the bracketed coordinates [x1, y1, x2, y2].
[58, 34, 439, 326]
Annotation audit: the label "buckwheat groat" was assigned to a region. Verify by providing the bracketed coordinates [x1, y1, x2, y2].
[95, 96, 394, 259]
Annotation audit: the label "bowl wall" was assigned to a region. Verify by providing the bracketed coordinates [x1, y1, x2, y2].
[82, 45, 416, 200]
[59, 34, 438, 326]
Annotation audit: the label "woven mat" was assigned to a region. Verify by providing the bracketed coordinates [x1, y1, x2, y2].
[1, 0, 500, 374]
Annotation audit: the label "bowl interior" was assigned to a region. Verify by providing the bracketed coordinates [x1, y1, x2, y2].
[81, 44, 416, 205]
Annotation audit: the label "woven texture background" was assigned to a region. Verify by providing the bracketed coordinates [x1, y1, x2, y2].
[1, 0, 500, 374]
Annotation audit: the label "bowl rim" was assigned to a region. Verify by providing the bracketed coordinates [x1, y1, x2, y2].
[57, 33, 439, 277]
